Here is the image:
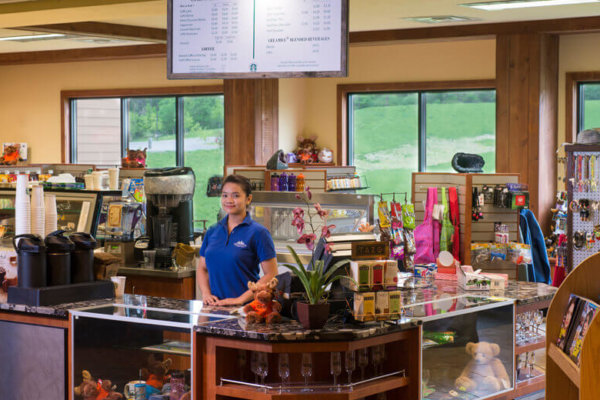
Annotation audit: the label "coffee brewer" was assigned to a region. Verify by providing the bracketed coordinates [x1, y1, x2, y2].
[144, 167, 195, 269]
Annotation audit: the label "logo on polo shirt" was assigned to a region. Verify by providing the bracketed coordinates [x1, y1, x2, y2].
[233, 241, 247, 248]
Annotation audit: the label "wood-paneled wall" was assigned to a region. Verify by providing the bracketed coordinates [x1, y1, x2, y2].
[496, 33, 558, 233]
[224, 79, 279, 166]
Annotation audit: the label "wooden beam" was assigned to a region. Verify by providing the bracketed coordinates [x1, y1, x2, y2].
[0, 0, 153, 14]
[0, 43, 166, 65]
[495, 33, 558, 233]
[350, 15, 600, 44]
[15, 22, 166, 43]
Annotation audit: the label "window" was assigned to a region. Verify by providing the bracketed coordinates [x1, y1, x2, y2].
[578, 82, 600, 131]
[69, 92, 224, 226]
[347, 87, 496, 197]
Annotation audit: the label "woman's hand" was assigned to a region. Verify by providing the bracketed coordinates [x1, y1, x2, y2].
[215, 297, 243, 306]
[202, 293, 219, 306]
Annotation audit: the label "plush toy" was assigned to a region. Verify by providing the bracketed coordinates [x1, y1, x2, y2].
[318, 148, 334, 164]
[141, 354, 173, 390]
[74, 370, 94, 397]
[243, 277, 282, 325]
[121, 148, 147, 168]
[295, 136, 319, 164]
[0, 144, 21, 165]
[455, 342, 510, 396]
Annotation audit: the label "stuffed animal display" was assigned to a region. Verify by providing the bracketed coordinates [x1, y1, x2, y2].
[121, 148, 147, 168]
[0, 144, 22, 165]
[141, 354, 173, 391]
[295, 136, 319, 164]
[243, 277, 282, 325]
[455, 341, 510, 396]
[74, 370, 123, 400]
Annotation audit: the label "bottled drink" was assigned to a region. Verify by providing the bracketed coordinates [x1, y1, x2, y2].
[288, 173, 296, 192]
[271, 174, 279, 191]
[279, 172, 288, 191]
[297, 173, 305, 191]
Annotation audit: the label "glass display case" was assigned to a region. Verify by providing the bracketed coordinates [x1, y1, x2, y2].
[250, 191, 374, 256]
[402, 292, 515, 400]
[70, 297, 236, 400]
[0, 189, 121, 246]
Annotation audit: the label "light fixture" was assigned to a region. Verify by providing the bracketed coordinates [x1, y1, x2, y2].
[0, 33, 66, 42]
[462, 0, 599, 11]
[404, 15, 479, 24]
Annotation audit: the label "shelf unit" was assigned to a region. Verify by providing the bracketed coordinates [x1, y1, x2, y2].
[196, 328, 421, 400]
[412, 172, 521, 265]
[546, 252, 600, 400]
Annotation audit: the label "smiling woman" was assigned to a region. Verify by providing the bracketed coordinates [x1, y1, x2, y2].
[196, 175, 278, 307]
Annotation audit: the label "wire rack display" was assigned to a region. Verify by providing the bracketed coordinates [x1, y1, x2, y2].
[566, 146, 600, 271]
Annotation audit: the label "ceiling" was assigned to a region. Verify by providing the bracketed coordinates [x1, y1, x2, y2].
[0, 0, 599, 54]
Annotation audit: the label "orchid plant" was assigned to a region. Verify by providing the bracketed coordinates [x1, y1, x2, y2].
[284, 186, 350, 305]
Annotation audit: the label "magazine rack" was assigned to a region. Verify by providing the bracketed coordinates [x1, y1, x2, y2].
[546, 252, 600, 400]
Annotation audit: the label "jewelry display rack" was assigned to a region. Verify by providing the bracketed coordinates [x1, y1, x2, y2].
[564, 144, 600, 272]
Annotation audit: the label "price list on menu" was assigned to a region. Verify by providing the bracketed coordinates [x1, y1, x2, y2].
[170, 0, 346, 77]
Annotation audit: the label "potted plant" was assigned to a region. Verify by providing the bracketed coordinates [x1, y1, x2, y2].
[283, 187, 351, 329]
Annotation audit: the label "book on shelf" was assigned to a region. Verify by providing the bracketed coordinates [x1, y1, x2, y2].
[326, 232, 377, 243]
[556, 293, 599, 366]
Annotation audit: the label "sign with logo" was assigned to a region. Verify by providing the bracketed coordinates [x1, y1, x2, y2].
[351, 241, 389, 260]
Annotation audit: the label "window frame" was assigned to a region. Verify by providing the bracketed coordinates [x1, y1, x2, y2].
[566, 72, 600, 143]
[61, 85, 223, 164]
[338, 79, 496, 167]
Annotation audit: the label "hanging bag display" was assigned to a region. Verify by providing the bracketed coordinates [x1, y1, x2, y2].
[414, 187, 437, 264]
[448, 186, 461, 261]
[439, 187, 454, 253]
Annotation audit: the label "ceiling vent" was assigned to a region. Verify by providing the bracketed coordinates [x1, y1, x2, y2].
[404, 15, 479, 24]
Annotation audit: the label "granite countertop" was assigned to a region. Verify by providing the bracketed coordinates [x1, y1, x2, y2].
[117, 266, 195, 279]
[195, 315, 420, 342]
[399, 279, 557, 308]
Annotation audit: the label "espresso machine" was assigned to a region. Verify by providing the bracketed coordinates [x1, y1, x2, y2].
[144, 167, 195, 269]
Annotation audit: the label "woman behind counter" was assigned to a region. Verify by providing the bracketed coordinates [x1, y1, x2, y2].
[197, 175, 278, 306]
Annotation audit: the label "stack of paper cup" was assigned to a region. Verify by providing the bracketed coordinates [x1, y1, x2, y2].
[108, 168, 119, 190]
[15, 174, 31, 236]
[84, 174, 93, 190]
[30, 184, 45, 237]
[45, 194, 58, 235]
[92, 171, 104, 190]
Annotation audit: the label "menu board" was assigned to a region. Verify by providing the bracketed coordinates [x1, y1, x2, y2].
[167, 0, 348, 79]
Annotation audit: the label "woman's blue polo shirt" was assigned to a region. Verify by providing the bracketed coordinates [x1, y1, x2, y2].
[199, 214, 276, 300]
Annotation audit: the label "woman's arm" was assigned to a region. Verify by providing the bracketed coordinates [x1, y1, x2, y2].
[216, 257, 278, 306]
[197, 256, 219, 305]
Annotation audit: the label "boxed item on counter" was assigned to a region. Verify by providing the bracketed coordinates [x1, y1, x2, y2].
[348, 260, 399, 291]
[375, 291, 389, 321]
[388, 290, 402, 319]
[353, 292, 375, 322]
[457, 265, 491, 291]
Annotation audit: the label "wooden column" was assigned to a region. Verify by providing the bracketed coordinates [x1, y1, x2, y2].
[224, 79, 279, 166]
[496, 33, 558, 233]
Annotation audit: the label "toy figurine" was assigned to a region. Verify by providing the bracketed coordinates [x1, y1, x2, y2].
[243, 277, 282, 325]
[141, 354, 172, 391]
[455, 342, 510, 396]
[121, 148, 147, 168]
[295, 136, 319, 164]
[318, 147, 334, 164]
[0, 144, 21, 165]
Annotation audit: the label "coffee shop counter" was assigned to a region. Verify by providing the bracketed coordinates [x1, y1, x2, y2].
[117, 266, 196, 300]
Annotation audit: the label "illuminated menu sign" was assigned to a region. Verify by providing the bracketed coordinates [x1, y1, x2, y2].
[168, 0, 348, 78]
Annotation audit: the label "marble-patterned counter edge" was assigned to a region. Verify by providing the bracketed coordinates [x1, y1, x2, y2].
[195, 316, 420, 342]
[117, 267, 195, 279]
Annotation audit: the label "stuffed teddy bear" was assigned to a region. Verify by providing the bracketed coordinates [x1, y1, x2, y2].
[121, 148, 147, 168]
[141, 354, 172, 390]
[243, 277, 282, 325]
[74, 370, 94, 397]
[455, 341, 510, 396]
[295, 136, 319, 164]
[0, 144, 21, 165]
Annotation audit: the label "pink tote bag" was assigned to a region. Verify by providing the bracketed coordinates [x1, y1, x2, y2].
[414, 187, 438, 264]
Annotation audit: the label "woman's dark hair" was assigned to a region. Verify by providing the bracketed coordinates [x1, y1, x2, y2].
[223, 174, 252, 197]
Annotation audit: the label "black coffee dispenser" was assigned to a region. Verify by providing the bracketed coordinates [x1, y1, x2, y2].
[70, 232, 96, 283]
[144, 167, 195, 269]
[45, 230, 75, 286]
[13, 234, 47, 288]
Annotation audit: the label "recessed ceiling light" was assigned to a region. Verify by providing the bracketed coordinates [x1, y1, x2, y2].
[462, 0, 599, 11]
[0, 33, 66, 42]
[404, 15, 479, 24]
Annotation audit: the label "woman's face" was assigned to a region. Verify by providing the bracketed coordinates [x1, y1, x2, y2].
[221, 182, 251, 216]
